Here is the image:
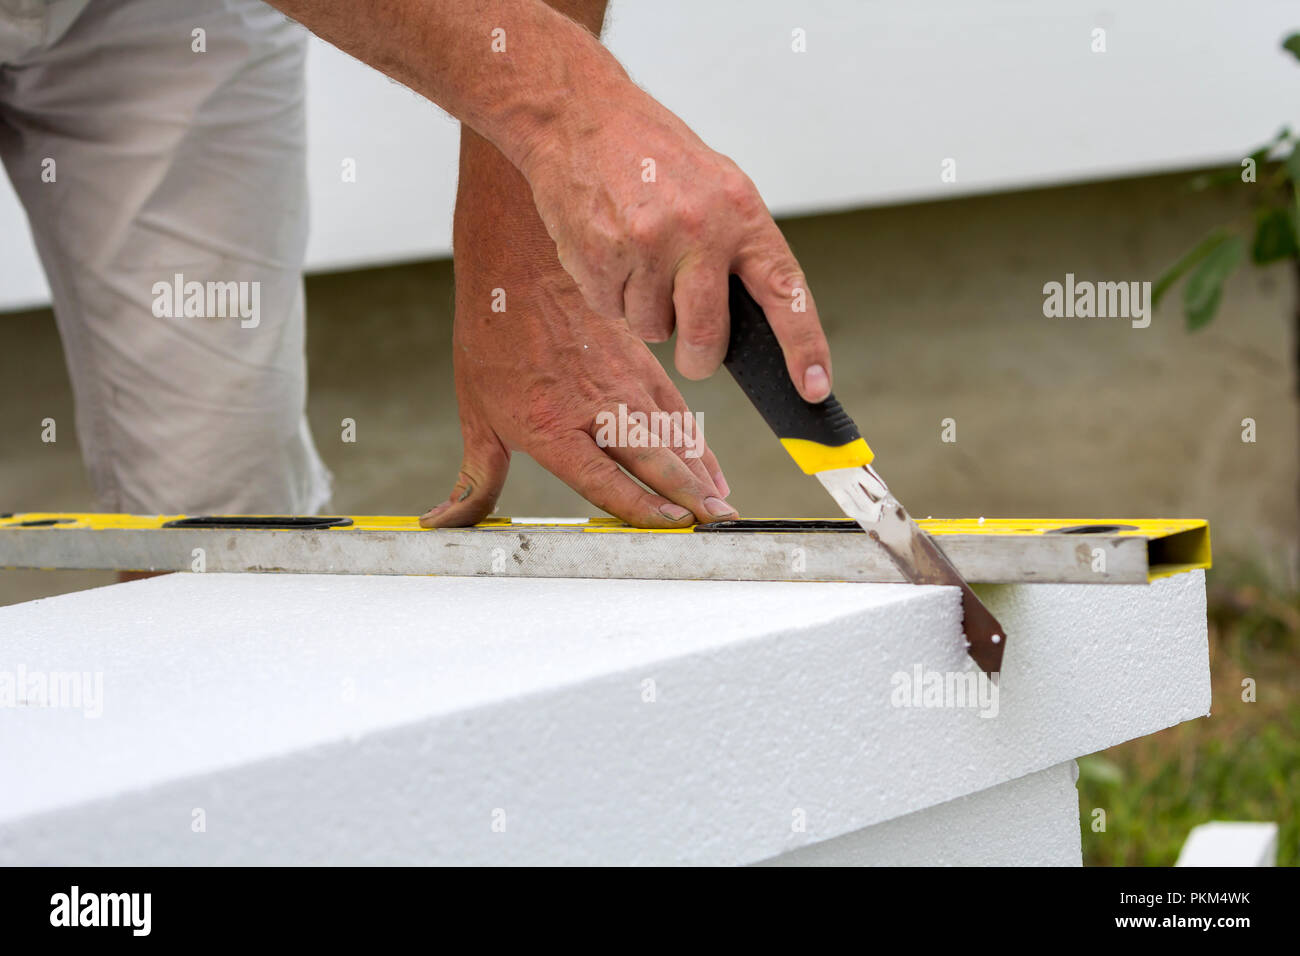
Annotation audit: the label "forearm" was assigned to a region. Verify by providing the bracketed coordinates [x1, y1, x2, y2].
[453, 0, 606, 285]
[276, 0, 832, 405]
[268, 0, 619, 170]
[454, 128, 556, 282]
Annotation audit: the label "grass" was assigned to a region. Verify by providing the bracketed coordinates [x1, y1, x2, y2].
[1077, 562, 1300, 866]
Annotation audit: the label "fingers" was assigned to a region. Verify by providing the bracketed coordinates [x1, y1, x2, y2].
[671, 260, 730, 380]
[622, 265, 675, 343]
[531, 432, 708, 528]
[557, 241, 631, 321]
[649, 380, 729, 498]
[734, 241, 832, 402]
[699, 446, 728, 498]
[605, 439, 736, 524]
[669, 240, 832, 406]
[594, 387, 734, 523]
[420, 422, 511, 528]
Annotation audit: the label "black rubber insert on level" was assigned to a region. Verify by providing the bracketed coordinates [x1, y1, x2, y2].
[699, 520, 1145, 535]
[13, 518, 75, 527]
[1046, 524, 1139, 535]
[695, 519, 863, 533]
[162, 516, 354, 530]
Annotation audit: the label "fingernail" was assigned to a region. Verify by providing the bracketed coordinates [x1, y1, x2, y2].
[704, 496, 736, 517]
[713, 471, 731, 498]
[803, 364, 830, 401]
[659, 502, 692, 521]
[421, 501, 451, 521]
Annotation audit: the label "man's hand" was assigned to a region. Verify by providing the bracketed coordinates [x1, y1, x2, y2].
[421, 128, 733, 528]
[518, 83, 833, 402]
[265, 0, 825, 521]
[268, 0, 834, 401]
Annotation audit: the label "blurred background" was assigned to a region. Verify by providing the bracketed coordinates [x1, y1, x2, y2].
[1, 1, 1297, 863]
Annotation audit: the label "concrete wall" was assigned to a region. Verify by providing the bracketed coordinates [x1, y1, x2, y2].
[0, 168, 1295, 606]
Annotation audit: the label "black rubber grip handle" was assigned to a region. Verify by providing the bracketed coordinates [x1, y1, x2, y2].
[723, 275, 861, 447]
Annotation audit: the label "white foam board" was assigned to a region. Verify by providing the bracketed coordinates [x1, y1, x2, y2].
[0, 571, 1208, 864]
[1176, 821, 1279, 867]
[758, 761, 1083, 867]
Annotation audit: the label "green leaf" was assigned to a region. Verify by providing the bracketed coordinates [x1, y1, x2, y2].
[1189, 166, 1250, 191]
[1152, 228, 1231, 308]
[1078, 756, 1125, 787]
[1190, 127, 1292, 191]
[1251, 206, 1299, 264]
[1284, 33, 1300, 61]
[1183, 234, 1244, 330]
[1288, 144, 1300, 227]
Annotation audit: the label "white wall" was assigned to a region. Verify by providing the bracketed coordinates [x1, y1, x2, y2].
[2, 0, 1297, 310]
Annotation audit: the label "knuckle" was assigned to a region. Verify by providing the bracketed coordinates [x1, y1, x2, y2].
[633, 301, 675, 341]
[766, 305, 823, 351]
[677, 277, 725, 317]
[577, 227, 630, 277]
[518, 391, 566, 436]
[759, 255, 803, 288]
[720, 168, 759, 212]
[636, 321, 672, 343]
[626, 209, 663, 249]
[757, 259, 808, 302]
[589, 214, 625, 252]
[786, 325, 823, 355]
[675, 205, 707, 238]
[681, 320, 728, 354]
[569, 446, 615, 491]
[455, 469, 480, 494]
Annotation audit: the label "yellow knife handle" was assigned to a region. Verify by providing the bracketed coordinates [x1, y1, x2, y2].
[724, 276, 873, 475]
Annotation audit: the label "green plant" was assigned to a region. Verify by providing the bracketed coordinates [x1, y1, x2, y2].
[1154, 33, 1300, 526]
[1078, 568, 1300, 866]
[1153, 34, 1300, 329]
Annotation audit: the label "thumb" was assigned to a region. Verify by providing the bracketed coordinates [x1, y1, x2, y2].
[420, 421, 511, 528]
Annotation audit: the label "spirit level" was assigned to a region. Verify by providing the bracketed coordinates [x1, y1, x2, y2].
[0, 512, 1210, 585]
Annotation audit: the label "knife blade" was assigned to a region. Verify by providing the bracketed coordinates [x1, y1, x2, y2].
[722, 276, 1006, 673]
